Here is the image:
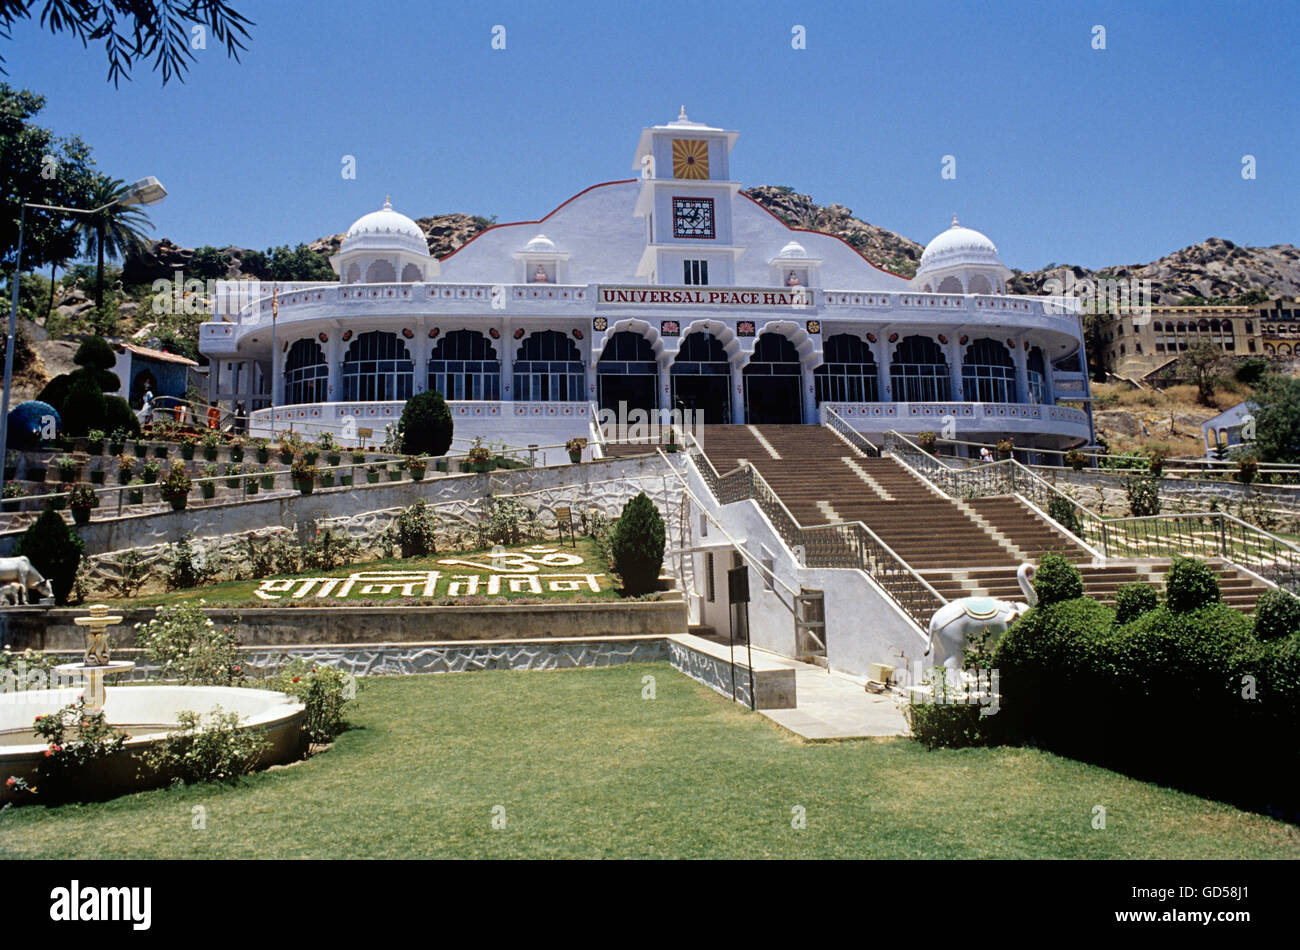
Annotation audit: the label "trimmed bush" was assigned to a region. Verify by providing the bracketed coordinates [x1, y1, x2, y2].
[1114, 582, 1158, 624]
[610, 492, 666, 595]
[135, 600, 244, 685]
[15, 509, 84, 605]
[1164, 555, 1220, 613]
[394, 499, 437, 558]
[1123, 475, 1161, 517]
[1033, 553, 1083, 606]
[1253, 588, 1300, 642]
[397, 389, 454, 457]
[1047, 496, 1082, 537]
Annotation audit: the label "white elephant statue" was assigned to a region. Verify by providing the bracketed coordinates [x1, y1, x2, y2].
[925, 563, 1037, 671]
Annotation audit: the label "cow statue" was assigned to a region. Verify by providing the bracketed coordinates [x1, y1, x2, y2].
[925, 563, 1037, 671]
[0, 556, 54, 604]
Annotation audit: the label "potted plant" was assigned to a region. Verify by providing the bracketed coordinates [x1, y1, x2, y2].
[86, 429, 105, 455]
[127, 478, 145, 506]
[1065, 448, 1088, 471]
[278, 435, 297, 464]
[229, 436, 245, 463]
[55, 455, 81, 483]
[153, 438, 170, 459]
[179, 435, 198, 460]
[319, 465, 335, 489]
[406, 455, 427, 481]
[260, 465, 276, 491]
[566, 437, 587, 464]
[199, 463, 218, 499]
[467, 441, 493, 474]
[159, 461, 193, 510]
[89, 465, 106, 485]
[202, 430, 221, 461]
[351, 450, 365, 465]
[223, 462, 241, 489]
[108, 428, 129, 456]
[245, 464, 260, 495]
[366, 463, 380, 484]
[68, 483, 97, 525]
[918, 431, 938, 454]
[302, 447, 320, 465]
[339, 467, 354, 487]
[318, 433, 341, 467]
[142, 458, 162, 484]
[254, 438, 271, 464]
[116, 454, 135, 485]
[291, 454, 317, 494]
[49, 482, 70, 510]
[2, 482, 27, 512]
[995, 438, 1015, 461]
[386, 462, 403, 481]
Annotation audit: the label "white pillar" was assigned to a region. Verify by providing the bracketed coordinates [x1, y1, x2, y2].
[326, 335, 343, 402]
[1012, 340, 1029, 405]
[731, 361, 745, 423]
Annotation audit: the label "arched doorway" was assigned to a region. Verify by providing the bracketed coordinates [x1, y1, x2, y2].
[427, 329, 500, 400]
[514, 330, 585, 401]
[284, 339, 328, 405]
[743, 333, 803, 424]
[671, 332, 731, 424]
[815, 333, 879, 404]
[890, 335, 951, 402]
[962, 338, 1017, 403]
[597, 331, 657, 416]
[342, 331, 414, 401]
[131, 370, 157, 409]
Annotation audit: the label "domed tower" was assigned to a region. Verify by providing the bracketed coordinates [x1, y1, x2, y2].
[913, 216, 1011, 295]
[330, 198, 438, 284]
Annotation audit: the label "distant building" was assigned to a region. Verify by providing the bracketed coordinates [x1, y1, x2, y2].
[1099, 304, 1260, 379]
[1201, 400, 1258, 458]
[111, 342, 199, 409]
[1255, 298, 1300, 358]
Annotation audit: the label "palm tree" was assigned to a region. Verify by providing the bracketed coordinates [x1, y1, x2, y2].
[72, 175, 154, 323]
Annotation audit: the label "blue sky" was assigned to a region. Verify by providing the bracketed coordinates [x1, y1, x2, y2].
[7, 0, 1297, 271]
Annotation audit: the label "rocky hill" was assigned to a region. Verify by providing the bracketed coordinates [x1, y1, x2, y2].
[123, 189, 1297, 304]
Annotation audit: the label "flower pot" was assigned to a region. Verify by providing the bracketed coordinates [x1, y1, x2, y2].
[180, 445, 196, 460]
[279, 452, 294, 465]
[246, 481, 259, 495]
[109, 442, 124, 456]
[49, 496, 67, 511]
[29, 467, 46, 483]
[665, 443, 679, 454]
[320, 473, 335, 488]
[387, 469, 402, 481]
[154, 445, 169, 459]
[128, 489, 144, 505]
[435, 459, 448, 473]
[143, 472, 159, 484]
[303, 451, 319, 465]
[90, 470, 105, 485]
[568, 450, 582, 463]
[261, 475, 275, 490]
[231, 447, 244, 463]
[326, 454, 341, 467]
[203, 447, 218, 461]
[199, 483, 214, 499]
[72, 507, 91, 525]
[409, 468, 425, 481]
[225, 478, 239, 490]
[134, 442, 148, 457]
[86, 440, 103, 456]
[168, 495, 188, 511]
[366, 472, 380, 484]
[340, 474, 353, 487]
[256, 448, 270, 464]
[118, 471, 132, 485]
[295, 480, 314, 495]
[473, 461, 493, 474]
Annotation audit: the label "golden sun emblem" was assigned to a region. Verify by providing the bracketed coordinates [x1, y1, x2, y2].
[672, 139, 709, 179]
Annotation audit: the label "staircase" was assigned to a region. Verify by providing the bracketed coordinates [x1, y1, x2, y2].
[694, 424, 1270, 612]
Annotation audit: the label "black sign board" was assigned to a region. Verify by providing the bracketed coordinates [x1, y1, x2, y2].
[727, 565, 749, 605]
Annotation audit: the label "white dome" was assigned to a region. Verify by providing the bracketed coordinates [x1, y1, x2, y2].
[524, 233, 558, 253]
[918, 218, 1004, 273]
[340, 199, 428, 256]
[777, 240, 808, 259]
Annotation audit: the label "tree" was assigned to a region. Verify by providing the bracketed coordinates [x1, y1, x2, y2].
[396, 390, 453, 456]
[610, 492, 666, 595]
[16, 509, 84, 606]
[36, 334, 130, 436]
[1252, 373, 1300, 464]
[1183, 342, 1224, 406]
[71, 174, 154, 325]
[0, 1, 254, 86]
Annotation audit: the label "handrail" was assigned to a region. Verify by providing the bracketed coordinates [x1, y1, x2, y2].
[821, 406, 881, 457]
[683, 430, 945, 630]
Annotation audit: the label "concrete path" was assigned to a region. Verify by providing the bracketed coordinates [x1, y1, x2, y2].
[760, 664, 909, 740]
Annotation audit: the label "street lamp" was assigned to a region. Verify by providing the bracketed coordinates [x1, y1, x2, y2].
[2, 177, 167, 464]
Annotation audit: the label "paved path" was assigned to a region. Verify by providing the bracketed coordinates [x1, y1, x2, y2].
[760, 663, 909, 740]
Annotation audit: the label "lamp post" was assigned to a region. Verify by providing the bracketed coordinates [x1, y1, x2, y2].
[2, 177, 167, 464]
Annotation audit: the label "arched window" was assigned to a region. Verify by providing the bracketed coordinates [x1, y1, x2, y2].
[1026, 347, 1047, 404]
[365, 260, 396, 283]
[284, 339, 328, 406]
[596, 331, 657, 414]
[815, 333, 879, 404]
[937, 276, 963, 294]
[1152, 321, 1163, 331]
[342, 331, 413, 402]
[514, 330, 585, 401]
[345, 263, 361, 284]
[428, 330, 500, 401]
[401, 263, 422, 283]
[967, 274, 992, 295]
[890, 336, 950, 402]
[962, 338, 1018, 403]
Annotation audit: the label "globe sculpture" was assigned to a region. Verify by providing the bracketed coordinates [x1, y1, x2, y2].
[6, 400, 61, 449]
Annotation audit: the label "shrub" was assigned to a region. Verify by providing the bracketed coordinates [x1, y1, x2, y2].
[1237, 454, 1259, 485]
[1123, 474, 1161, 517]
[244, 532, 301, 578]
[1253, 588, 1300, 641]
[904, 700, 989, 749]
[394, 500, 437, 558]
[135, 600, 245, 685]
[163, 536, 220, 590]
[113, 549, 148, 599]
[397, 389, 454, 457]
[1033, 553, 1083, 606]
[1064, 448, 1087, 471]
[610, 492, 666, 595]
[1164, 555, 1220, 612]
[141, 708, 271, 786]
[477, 496, 540, 547]
[159, 460, 192, 500]
[1114, 582, 1159, 624]
[301, 524, 361, 571]
[28, 697, 127, 802]
[16, 509, 84, 605]
[1046, 496, 1082, 537]
[266, 658, 356, 746]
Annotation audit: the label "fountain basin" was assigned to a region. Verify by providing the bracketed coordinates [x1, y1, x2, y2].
[0, 685, 306, 803]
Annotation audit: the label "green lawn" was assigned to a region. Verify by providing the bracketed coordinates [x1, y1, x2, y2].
[118, 538, 622, 608]
[2, 663, 1296, 859]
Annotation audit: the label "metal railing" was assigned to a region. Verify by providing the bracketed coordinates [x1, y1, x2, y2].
[883, 429, 1300, 593]
[820, 406, 881, 457]
[685, 432, 945, 629]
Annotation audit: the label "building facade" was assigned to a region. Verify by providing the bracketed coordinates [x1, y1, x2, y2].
[1099, 305, 1261, 379]
[200, 111, 1094, 453]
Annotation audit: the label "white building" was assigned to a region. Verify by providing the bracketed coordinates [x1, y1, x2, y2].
[200, 110, 1093, 453]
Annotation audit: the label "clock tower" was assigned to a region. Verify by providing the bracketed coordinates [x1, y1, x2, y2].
[631, 108, 742, 285]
